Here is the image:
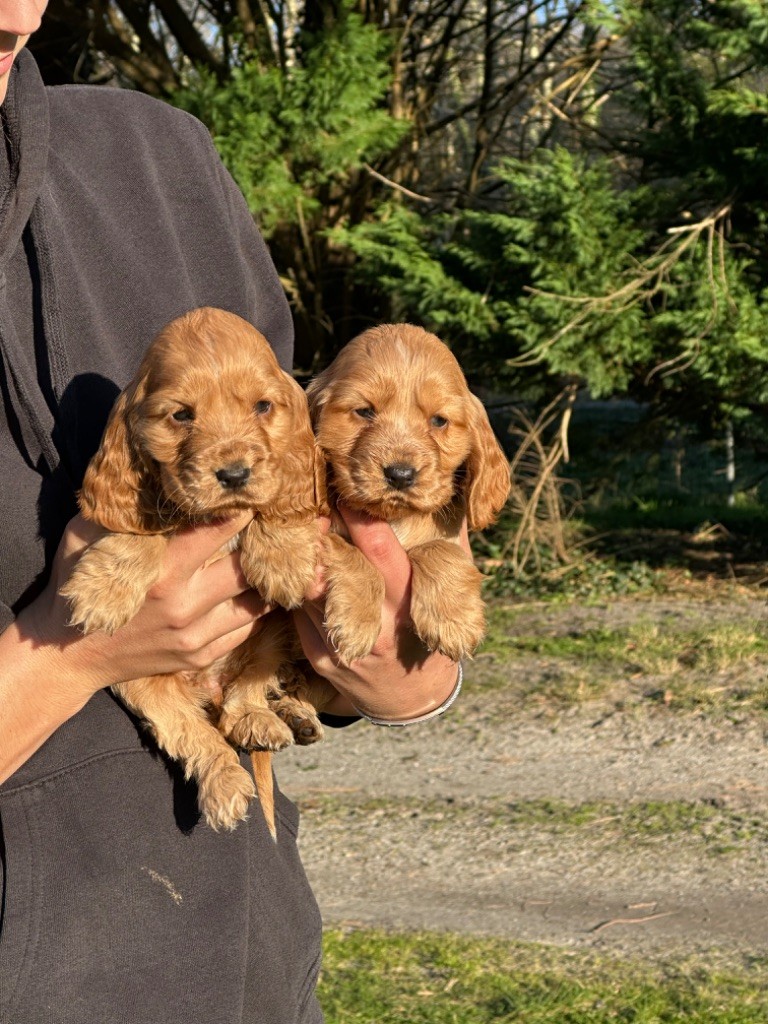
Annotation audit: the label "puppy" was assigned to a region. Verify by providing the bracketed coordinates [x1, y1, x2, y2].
[304, 323, 510, 672]
[61, 307, 323, 831]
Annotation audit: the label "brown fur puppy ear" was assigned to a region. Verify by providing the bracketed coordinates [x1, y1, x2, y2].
[305, 368, 331, 430]
[464, 395, 511, 531]
[304, 372, 331, 513]
[271, 373, 327, 519]
[78, 377, 164, 535]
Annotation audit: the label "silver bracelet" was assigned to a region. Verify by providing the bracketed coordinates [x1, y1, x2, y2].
[353, 662, 463, 727]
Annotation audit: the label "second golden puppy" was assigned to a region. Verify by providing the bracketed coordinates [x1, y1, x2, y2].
[61, 307, 322, 831]
[306, 323, 510, 667]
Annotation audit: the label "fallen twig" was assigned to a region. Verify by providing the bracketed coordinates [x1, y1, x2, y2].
[590, 910, 676, 935]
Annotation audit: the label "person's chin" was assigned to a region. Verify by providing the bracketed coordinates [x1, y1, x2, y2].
[0, 41, 26, 105]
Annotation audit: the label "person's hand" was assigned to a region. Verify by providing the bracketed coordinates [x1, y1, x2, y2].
[1, 512, 272, 783]
[17, 512, 271, 699]
[293, 505, 464, 721]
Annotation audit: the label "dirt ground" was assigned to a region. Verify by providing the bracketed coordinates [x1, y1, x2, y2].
[278, 594, 768, 965]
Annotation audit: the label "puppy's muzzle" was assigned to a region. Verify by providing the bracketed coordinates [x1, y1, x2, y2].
[216, 463, 251, 490]
[383, 462, 417, 490]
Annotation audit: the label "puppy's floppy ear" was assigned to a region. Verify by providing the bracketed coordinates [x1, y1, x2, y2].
[272, 373, 328, 517]
[78, 375, 165, 534]
[303, 371, 332, 513]
[305, 368, 332, 431]
[464, 394, 511, 531]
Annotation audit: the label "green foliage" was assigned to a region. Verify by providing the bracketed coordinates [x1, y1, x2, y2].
[173, 12, 407, 235]
[167, 0, 768, 449]
[336, 149, 651, 392]
[338, 3, 768, 436]
[332, 203, 501, 351]
[648, 253, 768, 424]
[480, 552, 664, 602]
[461, 151, 649, 396]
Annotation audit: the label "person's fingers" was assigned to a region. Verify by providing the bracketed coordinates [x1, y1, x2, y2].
[198, 615, 267, 665]
[165, 512, 254, 580]
[185, 550, 254, 614]
[337, 504, 412, 607]
[293, 608, 339, 674]
[297, 600, 327, 637]
[192, 589, 271, 643]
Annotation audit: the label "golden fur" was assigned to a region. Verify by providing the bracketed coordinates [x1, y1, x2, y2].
[248, 323, 510, 812]
[61, 308, 323, 832]
[306, 323, 511, 668]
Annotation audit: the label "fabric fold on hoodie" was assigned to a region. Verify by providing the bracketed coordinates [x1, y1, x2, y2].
[0, 51, 65, 478]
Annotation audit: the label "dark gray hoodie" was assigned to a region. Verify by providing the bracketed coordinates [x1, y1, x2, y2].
[0, 50, 323, 1024]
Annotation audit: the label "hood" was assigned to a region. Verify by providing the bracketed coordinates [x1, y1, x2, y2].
[0, 48, 71, 478]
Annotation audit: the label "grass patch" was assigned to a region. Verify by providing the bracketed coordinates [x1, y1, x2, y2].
[318, 929, 768, 1022]
[477, 606, 768, 713]
[300, 794, 768, 856]
[483, 614, 768, 673]
[475, 495, 768, 601]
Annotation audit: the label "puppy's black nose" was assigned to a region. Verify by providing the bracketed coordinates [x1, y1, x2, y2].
[216, 464, 251, 489]
[383, 462, 417, 490]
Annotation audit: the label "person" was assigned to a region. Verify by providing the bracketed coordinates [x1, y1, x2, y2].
[0, 4, 462, 1022]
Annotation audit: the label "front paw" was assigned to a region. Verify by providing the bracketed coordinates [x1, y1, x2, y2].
[412, 608, 485, 662]
[60, 538, 158, 634]
[198, 763, 257, 831]
[219, 708, 295, 752]
[409, 549, 486, 661]
[272, 696, 325, 746]
[323, 566, 385, 665]
[324, 601, 382, 664]
[240, 520, 319, 609]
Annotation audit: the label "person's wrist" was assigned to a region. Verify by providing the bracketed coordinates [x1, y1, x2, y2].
[13, 598, 108, 701]
[353, 661, 463, 727]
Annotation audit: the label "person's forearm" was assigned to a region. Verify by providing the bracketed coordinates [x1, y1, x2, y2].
[0, 618, 97, 784]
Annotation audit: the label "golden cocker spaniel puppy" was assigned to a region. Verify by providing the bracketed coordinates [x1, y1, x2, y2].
[306, 323, 510, 670]
[61, 307, 322, 831]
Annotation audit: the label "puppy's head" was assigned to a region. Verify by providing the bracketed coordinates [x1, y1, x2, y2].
[80, 307, 318, 532]
[307, 324, 510, 528]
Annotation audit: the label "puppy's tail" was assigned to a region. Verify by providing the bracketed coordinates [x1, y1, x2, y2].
[250, 751, 276, 841]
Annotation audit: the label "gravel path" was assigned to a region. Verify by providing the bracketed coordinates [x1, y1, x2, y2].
[277, 597, 768, 962]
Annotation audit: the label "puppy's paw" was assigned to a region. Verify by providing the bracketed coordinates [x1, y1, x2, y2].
[319, 533, 386, 664]
[60, 533, 164, 635]
[219, 708, 295, 752]
[324, 582, 383, 665]
[240, 520, 319, 610]
[411, 592, 485, 661]
[61, 570, 145, 635]
[325, 613, 382, 665]
[198, 763, 256, 831]
[272, 696, 325, 746]
[409, 542, 485, 661]
[414, 614, 485, 663]
[258, 574, 310, 611]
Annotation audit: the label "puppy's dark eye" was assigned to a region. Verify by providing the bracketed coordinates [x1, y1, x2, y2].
[355, 407, 376, 420]
[430, 414, 449, 429]
[255, 400, 272, 415]
[172, 408, 194, 422]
